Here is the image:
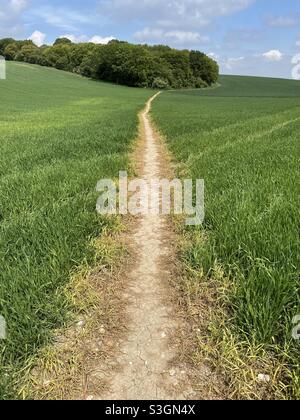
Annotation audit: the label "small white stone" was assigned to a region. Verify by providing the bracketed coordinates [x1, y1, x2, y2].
[76, 320, 85, 328]
[86, 395, 94, 401]
[161, 332, 167, 338]
[257, 374, 271, 383]
[43, 380, 51, 386]
[169, 369, 176, 377]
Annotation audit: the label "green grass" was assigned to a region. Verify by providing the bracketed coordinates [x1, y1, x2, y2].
[152, 75, 300, 398]
[0, 62, 151, 399]
[186, 75, 300, 97]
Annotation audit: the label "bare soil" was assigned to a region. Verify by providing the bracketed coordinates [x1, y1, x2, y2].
[97, 93, 196, 400]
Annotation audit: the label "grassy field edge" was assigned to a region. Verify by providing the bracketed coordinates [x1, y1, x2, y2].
[18, 217, 129, 400]
[0, 62, 153, 399]
[149, 84, 300, 399]
[173, 222, 298, 400]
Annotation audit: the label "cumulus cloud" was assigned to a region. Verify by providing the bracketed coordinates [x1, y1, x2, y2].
[262, 49, 283, 62]
[29, 30, 46, 46]
[89, 35, 115, 44]
[62, 34, 115, 44]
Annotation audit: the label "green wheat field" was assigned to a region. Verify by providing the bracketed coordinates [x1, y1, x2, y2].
[0, 63, 299, 399]
[0, 62, 151, 398]
[152, 75, 300, 398]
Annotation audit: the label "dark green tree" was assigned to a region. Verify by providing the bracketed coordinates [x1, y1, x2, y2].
[0, 38, 15, 55]
[3, 43, 18, 60]
[15, 44, 40, 64]
[190, 51, 219, 85]
[53, 37, 72, 46]
[0, 36, 219, 89]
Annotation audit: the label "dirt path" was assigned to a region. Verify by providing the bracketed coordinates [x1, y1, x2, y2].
[98, 93, 195, 400]
[27, 93, 224, 401]
[27, 93, 223, 401]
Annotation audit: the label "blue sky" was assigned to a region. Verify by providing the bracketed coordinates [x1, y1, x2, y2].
[1, 0, 300, 78]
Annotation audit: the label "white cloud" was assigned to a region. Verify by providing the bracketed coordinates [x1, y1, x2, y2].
[267, 16, 297, 28]
[134, 27, 209, 46]
[262, 49, 283, 62]
[62, 34, 115, 45]
[291, 53, 300, 65]
[99, 0, 255, 45]
[29, 30, 46, 47]
[0, 0, 29, 37]
[89, 35, 115, 44]
[208, 52, 220, 60]
[219, 52, 293, 79]
[10, 0, 27, 13]
[31, 7, 94, 31]
[61, 34, 88, 43]
[134, 28, 163, 42]
[224, 56, 245, 70]
[296, 39, 300, 47]
[166, 31, 209, 44]
[98, 0, 255, 27]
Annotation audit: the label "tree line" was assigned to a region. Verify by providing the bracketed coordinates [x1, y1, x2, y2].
[0, 37, 219, 89]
